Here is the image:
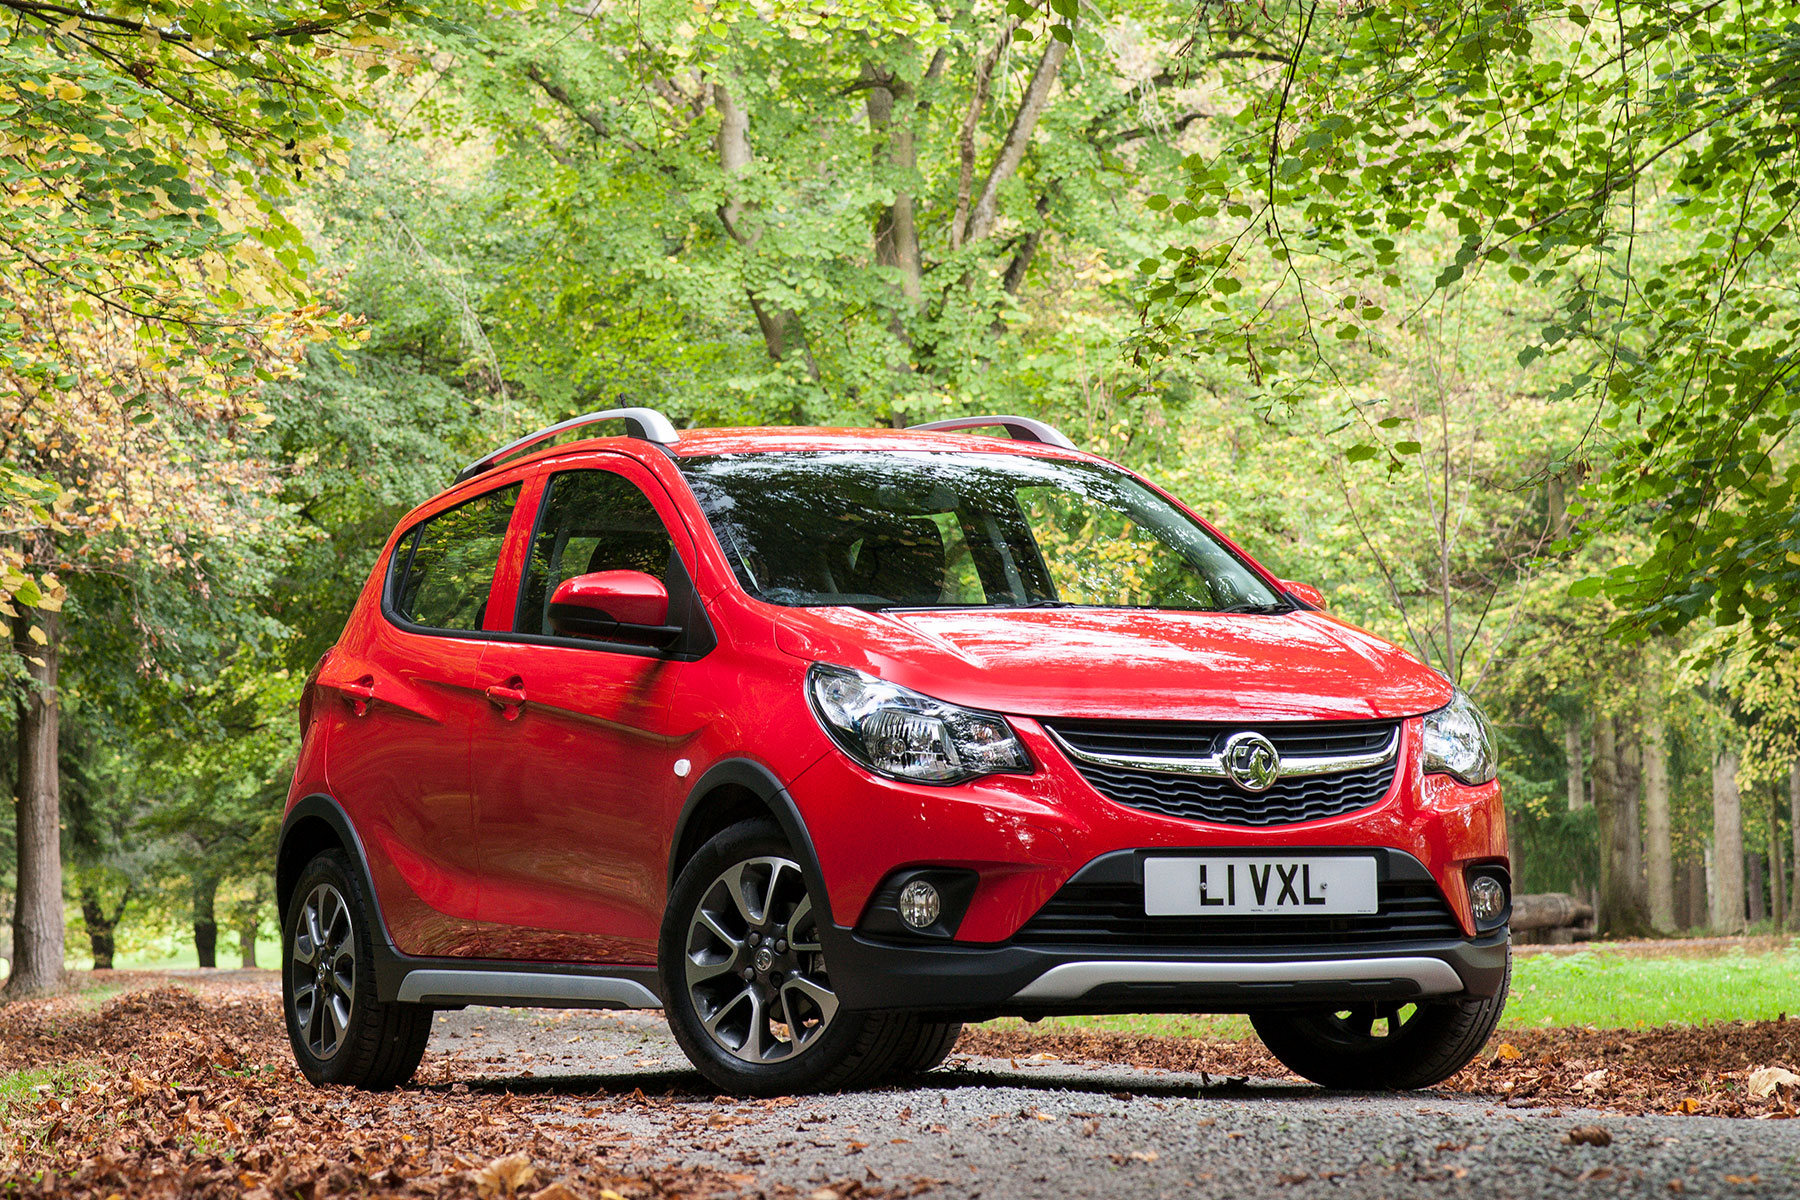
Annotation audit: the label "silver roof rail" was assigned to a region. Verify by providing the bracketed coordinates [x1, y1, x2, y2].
[906, 414, 1077, 451]
[455, 407, 680, 483]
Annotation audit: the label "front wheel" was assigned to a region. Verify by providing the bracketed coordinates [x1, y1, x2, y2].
[659, 819, 919, 1095]
[1250, 953, 1509, 1090]
[283, 850, 432, 1089]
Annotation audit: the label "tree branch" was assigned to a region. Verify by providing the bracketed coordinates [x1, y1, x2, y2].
[962, 22, 1074, 246]
[950, 18, 1017, 251]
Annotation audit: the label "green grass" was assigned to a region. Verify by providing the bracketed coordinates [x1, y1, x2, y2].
[1502, 946, 1800, 1029]
[71, 935, 283, 973]
[978, 943, 1800, 1042]
[0, 1067, 87, 1119]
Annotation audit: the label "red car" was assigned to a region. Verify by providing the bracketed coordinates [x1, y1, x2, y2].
[278, 410, 1509, 1096]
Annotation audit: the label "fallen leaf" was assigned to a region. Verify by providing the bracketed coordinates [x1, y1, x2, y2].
[1496, 1043, 1522, 1061]
[1564, 1126, 1613, 1147]
[476, 1153, 537, 1198]
[529, 1184, 583, 1200]
[1748, 1067, 1800, 1098]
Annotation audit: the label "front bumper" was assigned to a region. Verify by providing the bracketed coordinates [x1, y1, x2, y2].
[822, 927, 1510, 1017]
[819, 845, 1511, 1018]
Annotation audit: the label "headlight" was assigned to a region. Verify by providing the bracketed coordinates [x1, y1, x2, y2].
[806, 663, 1031, 784]
[1420, 688, 1496, 785]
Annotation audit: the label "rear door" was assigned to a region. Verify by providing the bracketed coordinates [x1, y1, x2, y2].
[318, 480, 524, 957]
[471, 457, 700, 962]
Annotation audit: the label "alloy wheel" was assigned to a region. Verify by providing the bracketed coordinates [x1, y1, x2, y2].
[291, 882, 357, 1061]
[683, 855, 838, 1064]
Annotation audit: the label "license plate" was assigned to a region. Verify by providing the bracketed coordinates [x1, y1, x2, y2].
[1143, 856, 1379, 916]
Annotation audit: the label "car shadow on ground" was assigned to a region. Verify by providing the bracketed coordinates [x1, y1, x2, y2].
[442, 1065, 1359, 1104]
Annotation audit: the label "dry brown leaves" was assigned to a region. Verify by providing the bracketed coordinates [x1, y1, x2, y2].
[0, 985, 912, 1199]
[958, 1019, 1800, 1118]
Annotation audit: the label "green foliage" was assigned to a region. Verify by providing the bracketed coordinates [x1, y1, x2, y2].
[1138, 0, 1800, 656]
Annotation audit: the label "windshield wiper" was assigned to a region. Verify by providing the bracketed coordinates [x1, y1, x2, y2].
[1011, 598, 1077, 609]
[1213, 601, 1291, 614]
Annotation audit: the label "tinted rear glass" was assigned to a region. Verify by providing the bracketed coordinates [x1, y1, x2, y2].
[389, 483, 521, 631]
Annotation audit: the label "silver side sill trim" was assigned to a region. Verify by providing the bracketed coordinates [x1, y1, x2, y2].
[1047, 726, 1400, 781]
[396, 969, 662, 1010]
[1011, 957, 1464, 1002]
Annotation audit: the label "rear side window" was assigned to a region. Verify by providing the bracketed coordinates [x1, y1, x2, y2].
[515, 470, 675, 636]
[389, 483, 522, 631]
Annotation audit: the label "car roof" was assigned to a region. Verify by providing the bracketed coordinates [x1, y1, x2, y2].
[525, 424, 1096, 469]
[412, 425, 1105, 526]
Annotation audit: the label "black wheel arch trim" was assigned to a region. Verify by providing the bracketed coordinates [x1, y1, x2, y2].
[669, 758, 835, 927]
[278, 795, 392, 945]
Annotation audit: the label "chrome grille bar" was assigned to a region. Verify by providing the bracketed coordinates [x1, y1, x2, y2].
[1047, 725, 1400, 781]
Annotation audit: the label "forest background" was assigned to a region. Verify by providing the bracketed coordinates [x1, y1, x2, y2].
[3, 0, 1798, 997]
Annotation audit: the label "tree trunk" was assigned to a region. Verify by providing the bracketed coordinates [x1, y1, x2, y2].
[1767, 796, 1785, 931]
[1510, 892, 1595, 933]
[1564, 714, 1587, 810]
[78, 883, 116, 971]
[192, 874, 220, 969]
[1746, 852, 1767, 924]
[864, 62, 924, 303]
[1617, 731, 1646, 908]
[1710, 747, 1747, 932]
[1642, 689, 1674, 931]
[5, 610, 64, 1000]
[1790, 761, 1800, 932]
[238, 913, 258, 969]
[1592, 714, 1650, 936]
[1674, 855, 1693, 931]
[712, 79, 821, 386]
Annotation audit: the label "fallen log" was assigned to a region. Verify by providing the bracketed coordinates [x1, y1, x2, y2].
[1511, 892, 1595, 933]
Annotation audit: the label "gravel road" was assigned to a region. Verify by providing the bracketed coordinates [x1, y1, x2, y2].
[426, 1005, 1800, 1199]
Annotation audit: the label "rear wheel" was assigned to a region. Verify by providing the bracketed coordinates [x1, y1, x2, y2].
[1250, 952, 1509, 1090]
[283, 850, 431, 1089]
[660, 819, 917, 1095]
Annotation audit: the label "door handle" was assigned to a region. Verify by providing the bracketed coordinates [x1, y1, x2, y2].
[485, 681, 527, 719]
[342, 675, 375, 717]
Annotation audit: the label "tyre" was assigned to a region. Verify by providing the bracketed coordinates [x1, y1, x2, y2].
[889, 1020, 963, 1078]
[659, 818, 917, 1095]
[1249, 951, 1510, 1090]
[283, 849, 432, 1089]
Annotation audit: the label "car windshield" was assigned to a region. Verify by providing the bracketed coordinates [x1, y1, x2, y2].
[678, 451, 1288, 612]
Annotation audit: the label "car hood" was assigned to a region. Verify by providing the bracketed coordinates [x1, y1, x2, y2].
[772, 607, 1452, 722]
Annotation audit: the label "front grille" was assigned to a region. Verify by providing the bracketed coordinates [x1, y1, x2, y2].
[1043, 717, 1399, 827]
[1014, 877, 1460, 950]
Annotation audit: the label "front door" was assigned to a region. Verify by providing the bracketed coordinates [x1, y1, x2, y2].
[472, 459, 697, 962]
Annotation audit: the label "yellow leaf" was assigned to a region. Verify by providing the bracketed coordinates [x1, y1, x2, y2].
[27, 625, 47, 645]
[57, 82, 84, 102]
[1495, 1042, 1522, 1061]
[474, 1154, 536, 1198]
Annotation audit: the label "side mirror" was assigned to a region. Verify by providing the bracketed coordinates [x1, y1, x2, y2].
[1281, 579, 1326, 609]
[548, 571, 674, 642]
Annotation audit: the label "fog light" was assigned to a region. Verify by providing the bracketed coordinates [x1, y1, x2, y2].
[898, 880, 941, 929]
[1469, 874, 1507, 924]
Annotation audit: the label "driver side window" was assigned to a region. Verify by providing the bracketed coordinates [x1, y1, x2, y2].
[514, 469, 675, 636]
